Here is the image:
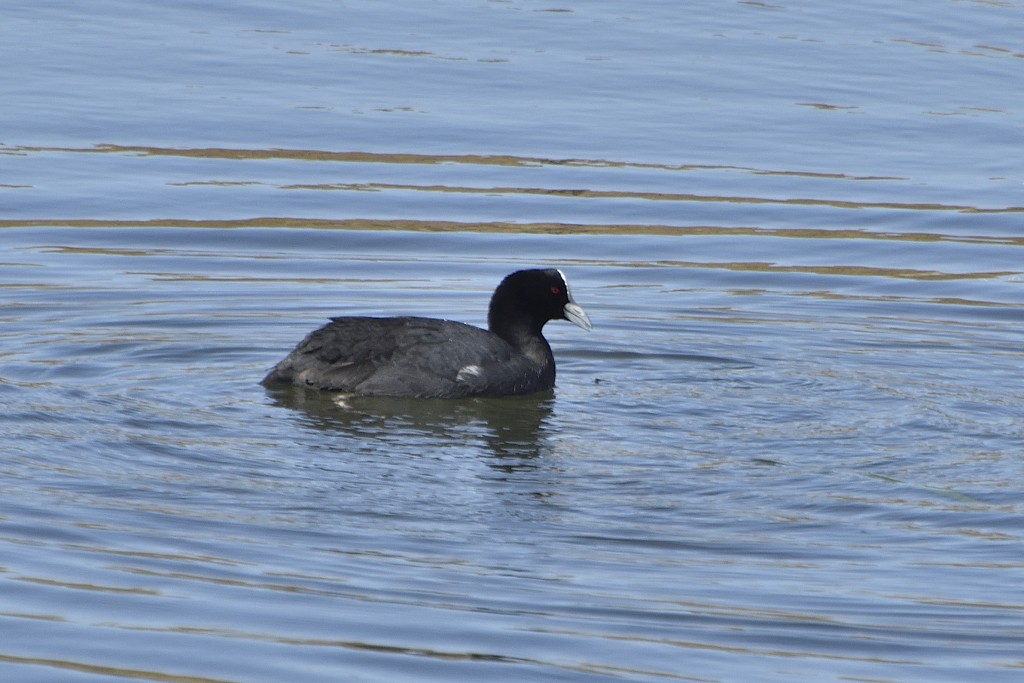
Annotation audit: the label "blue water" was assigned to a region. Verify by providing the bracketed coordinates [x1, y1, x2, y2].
[3, 1, 1024, 682]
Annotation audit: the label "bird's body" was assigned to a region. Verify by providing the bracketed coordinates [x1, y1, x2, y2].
[262, 269, 591, 398]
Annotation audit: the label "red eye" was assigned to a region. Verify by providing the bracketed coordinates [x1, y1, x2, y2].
[550, 286, 561, 295]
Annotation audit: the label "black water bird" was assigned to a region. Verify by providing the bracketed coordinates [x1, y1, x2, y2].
[262, 269, 592, 398]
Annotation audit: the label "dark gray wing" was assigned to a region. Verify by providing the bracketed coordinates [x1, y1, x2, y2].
[263, 317, 524, 397]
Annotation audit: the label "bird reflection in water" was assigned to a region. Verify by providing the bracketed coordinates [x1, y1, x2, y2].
[264, 385, 556, 467]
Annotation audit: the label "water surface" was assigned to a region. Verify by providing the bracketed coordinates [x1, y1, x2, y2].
[2, 1, 1024, 682]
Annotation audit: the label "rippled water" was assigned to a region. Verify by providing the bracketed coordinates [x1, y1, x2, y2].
[3, 1, 1024, 682]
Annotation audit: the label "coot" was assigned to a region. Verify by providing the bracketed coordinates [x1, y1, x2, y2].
[262, 269, 592, 398]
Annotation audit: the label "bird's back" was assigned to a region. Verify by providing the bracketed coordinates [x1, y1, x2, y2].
[262, 316, 550, 398]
